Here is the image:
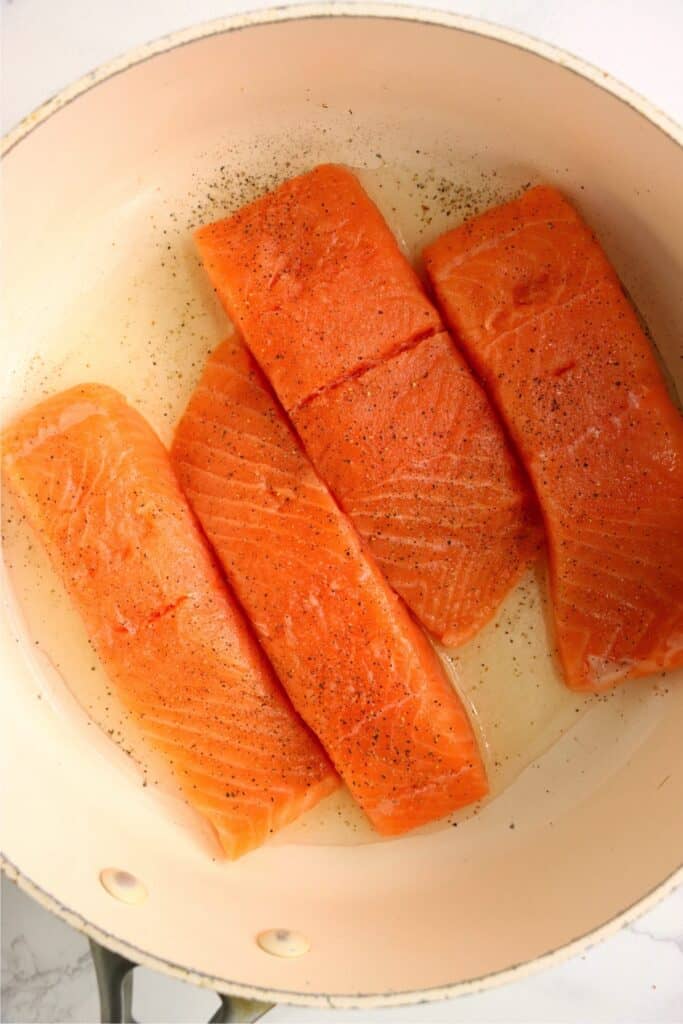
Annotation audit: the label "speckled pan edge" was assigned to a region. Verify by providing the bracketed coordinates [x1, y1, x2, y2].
[3, 3, 682, 157]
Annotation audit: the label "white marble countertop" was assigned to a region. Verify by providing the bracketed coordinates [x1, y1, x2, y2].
[2, 1, 682, 1021]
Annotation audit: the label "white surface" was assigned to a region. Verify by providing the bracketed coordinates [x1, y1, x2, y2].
[1, 1, 682, 1022]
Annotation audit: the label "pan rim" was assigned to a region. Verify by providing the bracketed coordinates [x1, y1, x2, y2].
[2, 2, 682, 1009]
[3, 853, 681, 1008]
[3, 2, 682, 157]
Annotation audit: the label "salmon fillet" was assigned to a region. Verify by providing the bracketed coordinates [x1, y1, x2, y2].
[424, 185, 683, 690]
[195, 163, 441, 412]
[293, 333, 541, 646]
[172, 340, 488, 834]
[195, 164, 540, 645]
[2, 385, 337, 857]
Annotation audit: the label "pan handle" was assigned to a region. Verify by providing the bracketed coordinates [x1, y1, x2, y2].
[88, 939, 274, 1023]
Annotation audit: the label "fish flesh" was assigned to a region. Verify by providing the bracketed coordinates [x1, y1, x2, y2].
[195, 164, 541, 645]
[2, 385, 338, 857]
[195, 163, 441, 412]
[293, 332, 541, 645]
[172, 339, 488, 834]
[424, 185, 683, 690]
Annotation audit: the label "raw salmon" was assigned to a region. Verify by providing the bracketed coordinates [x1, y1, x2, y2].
[172, 339, 488, 834]
[194, 163, 441, 412]
[424, 185, 683, 690]
[2, 385, 337, 857]
[195, 164, 540, 645]
[293, 333, 541, 645]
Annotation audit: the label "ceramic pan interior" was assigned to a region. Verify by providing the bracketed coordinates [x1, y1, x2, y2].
[2, 5, 682, 1009]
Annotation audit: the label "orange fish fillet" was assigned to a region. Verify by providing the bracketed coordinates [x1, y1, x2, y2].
[195, 164, 540, 645]
[195, 164, 441, 413]
[293, 333, 541, 646]
[172, 340, 488, 834]
[424, 185, 683, 690]
[2, 386, 337, 857]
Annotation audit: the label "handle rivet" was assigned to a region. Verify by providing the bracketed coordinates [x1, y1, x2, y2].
[99, 869, 147, 905]
[257, 928, 310, 957]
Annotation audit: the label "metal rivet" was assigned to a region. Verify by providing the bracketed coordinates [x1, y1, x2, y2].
[99, 869, 147, 905]
[256, 928, 310, 958]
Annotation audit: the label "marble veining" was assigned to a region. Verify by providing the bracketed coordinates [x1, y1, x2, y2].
[2, 940, 93, 1024]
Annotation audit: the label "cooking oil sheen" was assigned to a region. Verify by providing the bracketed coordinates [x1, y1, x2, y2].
[2, 154, 674, 851]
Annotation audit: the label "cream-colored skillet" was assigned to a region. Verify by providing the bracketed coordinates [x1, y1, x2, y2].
[1, 5, 681, 1013]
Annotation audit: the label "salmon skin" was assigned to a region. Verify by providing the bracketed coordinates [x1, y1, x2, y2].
[424, 185, 683, 691]
[293, 333, 541, 646]
[172, 339, 488, 835]
[2, 385, 337, 857]
[195, 164, 541, 645]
